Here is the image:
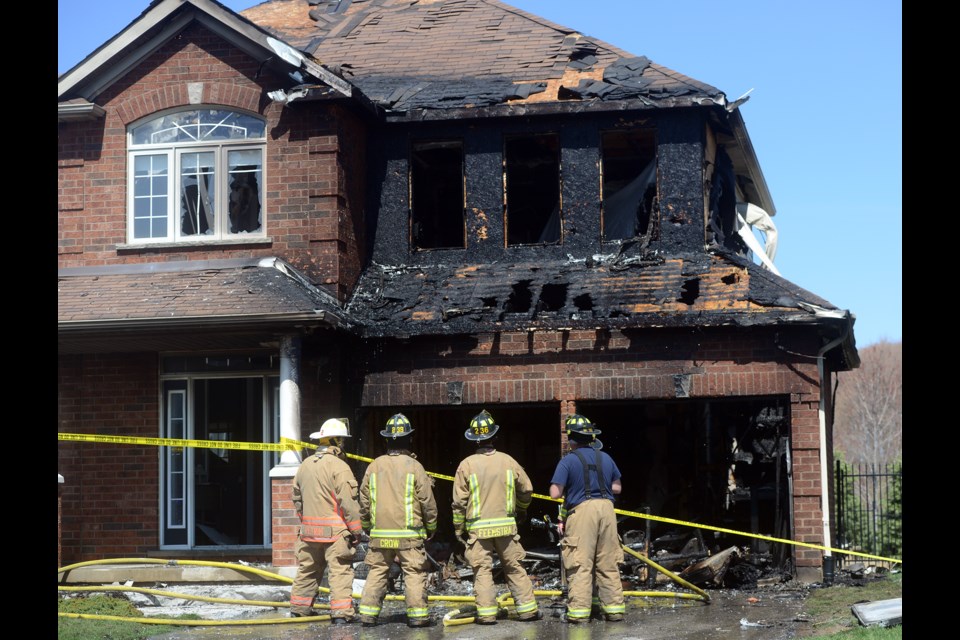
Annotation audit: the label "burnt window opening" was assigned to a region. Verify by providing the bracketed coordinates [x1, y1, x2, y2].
[721, 273, 737, 285]
[573, 292, 594, 311]
[504, 134, 561, 246]
[678, 277, 700, 305]
[706, 146, 743, 254]
[536, 282, 568, 313]
[410, 140, 466, 250]
[601, 129, 657, 242]
[504, 279, 533, 313]
[481, 296, 497, 308]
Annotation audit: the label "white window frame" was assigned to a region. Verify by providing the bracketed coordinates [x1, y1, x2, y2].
[127, 109, 266, 245]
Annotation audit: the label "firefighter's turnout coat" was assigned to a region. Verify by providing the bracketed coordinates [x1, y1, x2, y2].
[357, 449, 438, 623]
[289, 445, 362, 619]
[452, 446, 540, 621]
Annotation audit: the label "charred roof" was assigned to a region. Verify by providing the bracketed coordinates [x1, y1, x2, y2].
[243, 0, 726, 115]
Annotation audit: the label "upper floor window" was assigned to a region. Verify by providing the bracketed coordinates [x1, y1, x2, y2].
[410, 140, 465, 250]
[504, 133, 561, 246]
[600, 129, 657, 242]
[127, 109, 266, 244]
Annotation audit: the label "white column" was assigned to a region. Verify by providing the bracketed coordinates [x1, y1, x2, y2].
[277, 334, 302, 468]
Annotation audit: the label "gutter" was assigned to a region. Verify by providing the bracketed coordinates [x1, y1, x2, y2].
[815, 311, 851, 580]
[57, 100, 107, 123]
[58, 310, 346, 333]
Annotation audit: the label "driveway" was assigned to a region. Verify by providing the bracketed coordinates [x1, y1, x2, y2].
[146, 586, 812, 640]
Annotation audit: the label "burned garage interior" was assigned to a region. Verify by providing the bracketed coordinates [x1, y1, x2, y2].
[58, 0, 860, 584]
[354, 398, 792, 563]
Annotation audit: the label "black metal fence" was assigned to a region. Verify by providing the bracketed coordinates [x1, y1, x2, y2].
[835, 460, 902, 568]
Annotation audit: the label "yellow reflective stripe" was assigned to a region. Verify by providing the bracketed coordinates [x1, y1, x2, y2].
[477, 606, 498, 617]
[515, 599, 538, 614]
[358, 605, 381, 616]
[468, 473, 480, 520]
[405, 473, 415, 529]
[465, 517, 515, 530]
[602, 603, 626, 614]
[370, 529, 424, 538]
[369, 473, 378, 527]
[452, 513, 465, 524]
[407, 607, 429, 617]
[506, 469, 515, 514]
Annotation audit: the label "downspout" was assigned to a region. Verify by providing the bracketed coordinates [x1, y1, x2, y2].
[816, 313, 850, 584]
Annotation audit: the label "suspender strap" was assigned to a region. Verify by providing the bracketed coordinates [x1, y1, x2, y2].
[572, 448, 609, 500]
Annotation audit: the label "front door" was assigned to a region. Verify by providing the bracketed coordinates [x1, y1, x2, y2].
[160, 358, 279, 548]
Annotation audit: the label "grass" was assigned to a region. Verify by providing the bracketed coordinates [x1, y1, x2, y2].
[798, 569, 902, 639]
[58, 594, 200, 640]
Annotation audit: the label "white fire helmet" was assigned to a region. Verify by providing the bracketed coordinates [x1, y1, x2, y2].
[309, 418, 351, 441]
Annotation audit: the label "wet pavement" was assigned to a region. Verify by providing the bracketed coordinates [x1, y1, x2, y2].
[145, 587, 812, 640]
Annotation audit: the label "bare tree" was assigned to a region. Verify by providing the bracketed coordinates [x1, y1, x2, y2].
[834, 340, 902, 465]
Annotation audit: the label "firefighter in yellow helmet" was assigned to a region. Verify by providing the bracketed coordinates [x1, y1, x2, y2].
[451, 410, 542, 624]
[357, 413, 439, 628]
[549, 413, 625, 623]
[289, 418, 363, 623]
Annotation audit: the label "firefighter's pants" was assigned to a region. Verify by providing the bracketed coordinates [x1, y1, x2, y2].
[560, 498, 625, 621]
[464, 534, 539, 621]
[358, 542, 431, 622]
[289, 534, 357, 619]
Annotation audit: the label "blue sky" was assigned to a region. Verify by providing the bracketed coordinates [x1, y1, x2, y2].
[59, 0, 902, 348]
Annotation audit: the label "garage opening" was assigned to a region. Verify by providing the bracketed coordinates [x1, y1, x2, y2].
[578, 397, 792, 567]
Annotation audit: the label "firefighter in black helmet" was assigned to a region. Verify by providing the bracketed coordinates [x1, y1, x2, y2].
[357, 413, 438, 628]
[451, 410, 542, 624]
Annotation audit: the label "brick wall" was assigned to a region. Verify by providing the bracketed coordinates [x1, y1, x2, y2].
[58, 353, 161, 563]
[56, 22, 365, 303]
[271, 477, 298, 567]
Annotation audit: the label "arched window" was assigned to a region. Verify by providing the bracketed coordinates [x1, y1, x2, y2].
[127, 109, 266, 243]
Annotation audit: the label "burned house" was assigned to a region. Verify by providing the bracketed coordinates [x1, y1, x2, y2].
[58, 0, 858, 583]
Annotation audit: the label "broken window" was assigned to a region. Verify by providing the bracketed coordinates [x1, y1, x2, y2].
[410, 140, 466, 250]
[128, 109, 265, 244]
[600, 129, 657, 242]
[504, 134, 561, 246]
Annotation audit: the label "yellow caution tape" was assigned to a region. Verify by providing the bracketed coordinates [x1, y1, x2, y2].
[58, 432, 901, 564]
[58, 432, 299, 452]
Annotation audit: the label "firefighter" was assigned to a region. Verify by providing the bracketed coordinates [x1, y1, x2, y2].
[357, 413, 439, 628]
[549, 413, 625, 623]
[452, 410, 542, 624]
[289, 418, 363, 623]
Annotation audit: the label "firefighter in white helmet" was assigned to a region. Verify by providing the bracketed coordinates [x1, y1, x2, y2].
[289, 418, 363, 623]
[549, 413, 625, 623]
[357, 413, 439, 628]
[451, 410, 542, 624]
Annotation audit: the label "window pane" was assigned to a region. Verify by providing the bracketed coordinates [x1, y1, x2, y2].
[411, 141, 465, 249]
[132, 110, 266, 145]
[133, 155, 168, 239]
[180, 152, 216, 236]
[505, 134, 561, 245]
[601, 130, 657, 241]
[227, 150, 263, 234]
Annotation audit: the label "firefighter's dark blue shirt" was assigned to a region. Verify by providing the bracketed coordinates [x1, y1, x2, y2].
[550, 447, 621, 510]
